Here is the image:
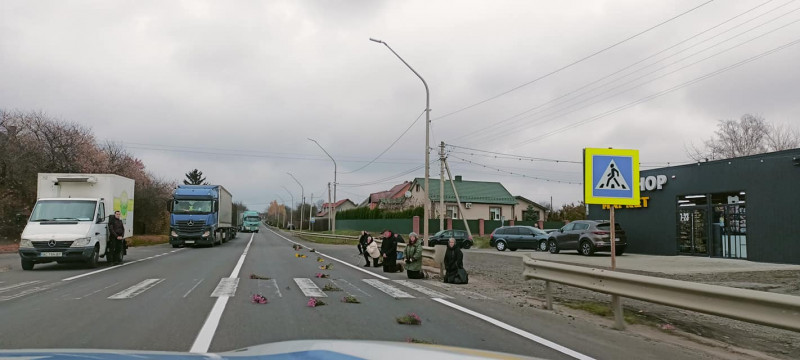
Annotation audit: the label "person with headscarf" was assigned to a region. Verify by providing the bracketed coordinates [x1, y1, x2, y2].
[403, 232, 424, 279]
[364, 236, 381, 267]
[444, 237, 467, 284]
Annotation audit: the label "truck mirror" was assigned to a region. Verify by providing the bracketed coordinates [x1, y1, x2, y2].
[213, 201, 218, 212]
[167, 200, 174, 212]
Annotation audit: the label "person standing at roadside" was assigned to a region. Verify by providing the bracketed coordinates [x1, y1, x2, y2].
[380, 229, 398, 273]
[108, 211, 125, 265]
[404, 232, 424, 279]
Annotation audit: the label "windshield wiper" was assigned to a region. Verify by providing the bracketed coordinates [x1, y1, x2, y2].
[53, 217, 80, 221]
[31, 218, 51, 222]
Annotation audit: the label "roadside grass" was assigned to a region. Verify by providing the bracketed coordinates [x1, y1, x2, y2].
[562, 300, 652, 325]
[293, 233, 357, 245]
[128, 235, 169, 247]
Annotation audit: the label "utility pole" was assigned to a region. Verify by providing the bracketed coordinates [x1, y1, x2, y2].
[443, 157, 472, 240]
[281, 186, 294, 229]
[439, 141, 445, 241]
[309, 193, 313, 231]
[288, 173, 304, 232]
[328, 182, 332, 232]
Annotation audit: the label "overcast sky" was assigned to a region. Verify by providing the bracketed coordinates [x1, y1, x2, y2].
[2, 0, 799, 211]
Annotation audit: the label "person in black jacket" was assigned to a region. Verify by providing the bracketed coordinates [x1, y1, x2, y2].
[357, 230, 369, 255]
[380, 229, 397, 273]
[444, 238, 466, 283]
[108, 211, 125, 265]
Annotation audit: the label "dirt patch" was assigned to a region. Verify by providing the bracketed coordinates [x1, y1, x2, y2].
[460, 251, 800, 360]
[128, 235, 169, 247]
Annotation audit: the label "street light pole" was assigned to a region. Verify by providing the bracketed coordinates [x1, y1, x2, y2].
[281, 186, 294, 229]
[308, 138, 338, 234]
[288, 172, 304, 231]
[277, 195, 286, 228]
[370, 37, 431, 246]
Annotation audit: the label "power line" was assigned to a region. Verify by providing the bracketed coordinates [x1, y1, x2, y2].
[448, 155, 581, 184]
[341, 109, 425, 174]
[446, 144, 582, 164]
[433, 0, 715, 121]
[337, 162, 430, 187]
[517, 36, 800, 145]
[451, 0, 785, 142]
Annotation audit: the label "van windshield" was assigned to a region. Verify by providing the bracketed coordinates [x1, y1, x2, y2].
[30, 200, 96, 221]
[244, 216, 260, 222]
[173, 200, 213, 214]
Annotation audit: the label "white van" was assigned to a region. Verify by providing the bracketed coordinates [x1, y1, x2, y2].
[18, 174, 134, 270]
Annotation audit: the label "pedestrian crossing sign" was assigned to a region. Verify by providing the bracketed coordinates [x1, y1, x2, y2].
[584, 148, 640, 205]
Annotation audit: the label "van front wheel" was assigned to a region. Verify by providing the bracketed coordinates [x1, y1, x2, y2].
[86, 246, 99, 268]
[21, 259, 34, 270]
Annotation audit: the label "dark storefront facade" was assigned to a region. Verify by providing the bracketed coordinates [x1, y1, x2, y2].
[588, 149, 800, 265]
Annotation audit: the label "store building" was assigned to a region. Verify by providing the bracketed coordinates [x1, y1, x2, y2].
[587, 148, 800, 265]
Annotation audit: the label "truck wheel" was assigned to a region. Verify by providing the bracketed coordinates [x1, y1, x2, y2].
[87, 246, 99, 268]
[21, 259, 34, 270]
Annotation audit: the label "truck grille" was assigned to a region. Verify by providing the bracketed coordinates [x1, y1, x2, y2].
[175, 220, 206, 232]
[33, 241, 74, 248]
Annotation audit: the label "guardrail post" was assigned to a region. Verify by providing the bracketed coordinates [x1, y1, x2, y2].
[612, 295, 625, 330]
[545, 281, 553, 310]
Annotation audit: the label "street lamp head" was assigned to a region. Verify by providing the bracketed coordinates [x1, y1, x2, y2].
[369, 38, 383, 44]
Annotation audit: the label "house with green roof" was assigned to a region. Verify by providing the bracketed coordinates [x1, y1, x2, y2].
[407, 176, 521, 221]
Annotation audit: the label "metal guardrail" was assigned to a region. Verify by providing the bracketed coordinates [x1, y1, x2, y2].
[523, 256, 800, 332]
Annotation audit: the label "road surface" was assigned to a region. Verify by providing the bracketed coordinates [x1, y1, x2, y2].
[0, 225, 711, 359]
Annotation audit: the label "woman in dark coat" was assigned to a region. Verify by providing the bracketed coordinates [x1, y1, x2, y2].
[444, 237, 465, 283]
[380, 229, 397, 273]
[357, 230, 369, 255]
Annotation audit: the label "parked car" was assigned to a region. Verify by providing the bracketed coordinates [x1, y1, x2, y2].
[547, 220, 627, 256]
[489, 226, 549, 252]
[428, 229, 473, 249]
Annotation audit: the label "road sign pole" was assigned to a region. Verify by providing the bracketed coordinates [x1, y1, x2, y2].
[610, 206, 616, 270]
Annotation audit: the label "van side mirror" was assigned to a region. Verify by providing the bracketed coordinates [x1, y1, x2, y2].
[16, 213, 25, 224]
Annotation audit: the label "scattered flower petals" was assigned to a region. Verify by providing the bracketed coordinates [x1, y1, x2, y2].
[251, 294, 268, 304]
[307, 297, 326, 307]
[341, 295, 360, 304]
[396, 313, 422, 325]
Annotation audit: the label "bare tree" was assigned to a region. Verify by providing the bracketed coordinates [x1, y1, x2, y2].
[765, 122, 800, 151]
[686, 114, 797, 161]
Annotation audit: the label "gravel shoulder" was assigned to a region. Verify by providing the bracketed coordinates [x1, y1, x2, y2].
[458, 250, 800, 360]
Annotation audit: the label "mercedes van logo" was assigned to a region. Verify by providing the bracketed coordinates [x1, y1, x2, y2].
[187, 220, 194, 226]
[48, 239, 56, 247]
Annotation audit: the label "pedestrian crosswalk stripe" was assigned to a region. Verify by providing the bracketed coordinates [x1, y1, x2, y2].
[0, 281, 42, 294]
[362, 279, 414, 299]
[108, 279, 164, 299]
[394, 280, 452, 299]
[427, 281, 494, 300]
[294, 278, 326, 297]
[211, 278, 239, 298]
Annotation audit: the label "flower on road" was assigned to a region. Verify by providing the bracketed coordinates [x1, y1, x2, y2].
[295, 253, 307, 258]
[341, 296, 360, 304]
[322, 283, 341, 292]
[317, 257, 324, 262]
[249, 274, 271, 280]
[307, 297, 326, 307]
[315, 273, 330, 278]
[251, 294, 268, 304]
[396, 313, 422, 325]
[319, 263, 333, 270]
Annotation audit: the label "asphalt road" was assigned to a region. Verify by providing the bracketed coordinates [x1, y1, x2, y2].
[0, 225, 710, 359]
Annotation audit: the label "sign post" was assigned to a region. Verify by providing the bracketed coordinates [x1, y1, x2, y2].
[584, 148, 640, 270]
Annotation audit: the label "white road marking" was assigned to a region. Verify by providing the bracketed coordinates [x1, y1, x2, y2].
[73, 282, 120, 299]
[395, 280, 453, 299]
[190, 233, 254, 354]
[211, 278, 239, 297]
[362, 279, 414, 299]
[433, 298, 595, 360]
[0, 282, 59, 301]
[62, 247, 186, 281]
[427, 281, 494, 300]
[294, 278, 327, 297]
[259, 278, 282, 298]
[332, 279, 372, 297]
[266, 227, 389, 280]
[0, 280, 43, 293]
[183, 279, 204, 298]
[108, 279, 164, 299]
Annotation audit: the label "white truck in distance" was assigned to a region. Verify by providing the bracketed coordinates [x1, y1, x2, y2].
[18, 173, 134, 270]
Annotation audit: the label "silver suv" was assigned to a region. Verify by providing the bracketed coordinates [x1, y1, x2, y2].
[547, 220, 627, 256]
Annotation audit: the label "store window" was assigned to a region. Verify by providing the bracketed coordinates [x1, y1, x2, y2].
[489, 207, 501, 221]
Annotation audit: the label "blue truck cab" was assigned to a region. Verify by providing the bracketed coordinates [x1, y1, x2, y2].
[168, 185, 233, 248]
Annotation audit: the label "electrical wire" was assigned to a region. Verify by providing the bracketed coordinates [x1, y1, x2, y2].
[446, 144, 582, 164]
[433, 0, 716, 121]
[451, 0, 788, 142]
[516, 36, 800, 145]
[341, 109, 426, 174]
[447, 155, 581, 184]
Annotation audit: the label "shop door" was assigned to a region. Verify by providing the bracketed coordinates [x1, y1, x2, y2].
[712, 205, 747, 259]
[677, 208, 708, 255]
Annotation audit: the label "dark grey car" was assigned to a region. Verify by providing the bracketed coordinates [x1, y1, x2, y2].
[428, 229, 473, 249]
[489, 226, 549, 251]
[547, 220, 627, 256]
